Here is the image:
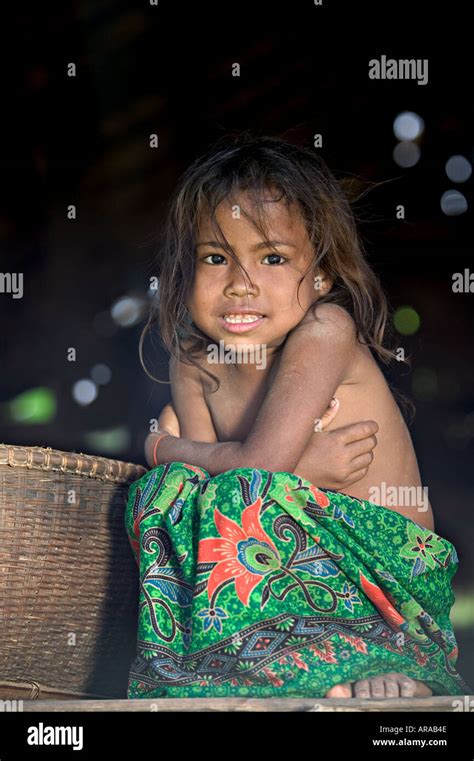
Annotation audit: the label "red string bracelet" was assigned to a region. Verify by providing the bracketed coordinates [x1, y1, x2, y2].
[152, 432, 170, 466]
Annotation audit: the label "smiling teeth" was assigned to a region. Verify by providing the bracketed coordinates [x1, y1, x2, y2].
[224, 314, 263, 323]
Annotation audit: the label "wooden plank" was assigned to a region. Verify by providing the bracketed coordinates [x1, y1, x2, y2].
[17, 695, 471, 712]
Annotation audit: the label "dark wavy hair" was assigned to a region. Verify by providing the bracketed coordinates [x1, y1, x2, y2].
[139, 130, 414, 420]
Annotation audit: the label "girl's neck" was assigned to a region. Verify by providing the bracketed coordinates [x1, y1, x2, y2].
[226, 344, 283, 383]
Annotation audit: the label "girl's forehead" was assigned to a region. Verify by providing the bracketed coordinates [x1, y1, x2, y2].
[197, 194, 307, 238]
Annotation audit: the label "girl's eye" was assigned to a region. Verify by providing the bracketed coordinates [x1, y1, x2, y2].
[262, 253, 287, 265]
[201, 253, 287, 265]
[202, 254, 227, 264]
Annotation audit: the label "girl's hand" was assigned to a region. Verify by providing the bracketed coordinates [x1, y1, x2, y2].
[314, 397, 340, 431]
[157, 402, 180, 437]
[293, 418, 379, 491]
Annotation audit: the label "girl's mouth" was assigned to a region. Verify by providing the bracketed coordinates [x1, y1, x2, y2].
[218, 313, 266, 333]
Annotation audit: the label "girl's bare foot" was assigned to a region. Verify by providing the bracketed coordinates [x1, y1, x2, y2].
[325, 672, 433, 698]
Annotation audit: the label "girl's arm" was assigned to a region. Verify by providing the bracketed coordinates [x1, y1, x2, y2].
[169, 353, 219, 442]
[150, 305, 358, 475]
[144, 355, 218, 468]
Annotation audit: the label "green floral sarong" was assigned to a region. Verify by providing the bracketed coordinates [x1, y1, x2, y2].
[124, 462, 471, 698]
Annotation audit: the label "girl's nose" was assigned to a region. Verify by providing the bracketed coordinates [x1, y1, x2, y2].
[224, 268, 259, 298]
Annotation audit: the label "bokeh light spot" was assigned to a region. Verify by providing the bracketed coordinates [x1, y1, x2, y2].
[394, 306, 420, 335]
[393, 111, 425, 141]
[90, 363, 112, 385]
[445, 155, 472, 183]
[9, 387, 57, 424]
[440, 189, 468, 216]
[72, 379, 98, 406]
[393, 141, 420, 168]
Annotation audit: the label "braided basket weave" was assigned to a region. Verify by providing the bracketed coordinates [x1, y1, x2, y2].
[0, 444, 147, 700]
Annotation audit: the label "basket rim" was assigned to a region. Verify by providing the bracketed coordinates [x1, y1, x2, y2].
[0, 443, 147, 485]
[0, 679, 112, 700]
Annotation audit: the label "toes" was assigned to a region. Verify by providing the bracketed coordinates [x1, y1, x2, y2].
[367, 676, 386, 698]
[385, 673, 432, 698]
[413, 680, 433, 697]
[396, 676, 417, 697]
[325, 682, 353, 698]
[325, 674, 432, 700]
[353, 679, 371, 698]
[382, 676, 400, 698]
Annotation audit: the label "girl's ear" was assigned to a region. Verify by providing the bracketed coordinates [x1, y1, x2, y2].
[322, 275, 334, 295]
[313, 269, 333, 296]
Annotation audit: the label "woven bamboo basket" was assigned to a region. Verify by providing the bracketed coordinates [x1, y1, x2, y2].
[0, 444, 147, 700]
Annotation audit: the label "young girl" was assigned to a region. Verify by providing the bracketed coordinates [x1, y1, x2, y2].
[136, 134, 454, 699]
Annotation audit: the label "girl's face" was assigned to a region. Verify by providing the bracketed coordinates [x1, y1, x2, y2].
[187, 191, 329, 353]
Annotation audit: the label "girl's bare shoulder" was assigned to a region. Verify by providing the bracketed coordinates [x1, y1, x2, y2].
[169, 342, 206, 381]
[169, 341, 224, 392]
[298, 302, 359, 342]
[297, 302, 377, 382]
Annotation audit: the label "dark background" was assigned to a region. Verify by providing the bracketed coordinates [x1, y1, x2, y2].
[1, 1, 472, 685]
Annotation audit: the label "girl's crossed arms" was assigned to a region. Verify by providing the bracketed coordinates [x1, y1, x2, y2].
[146, 304, 379, 495]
